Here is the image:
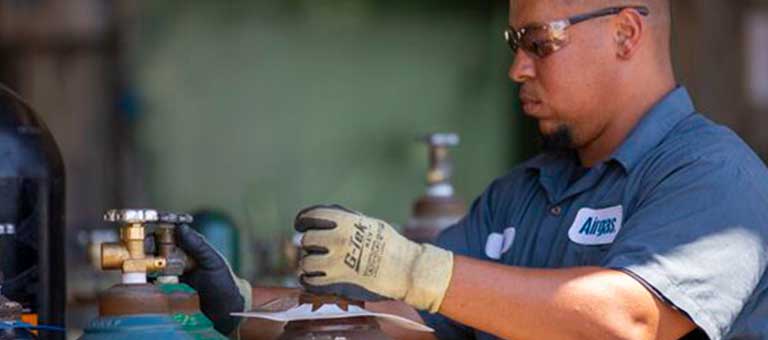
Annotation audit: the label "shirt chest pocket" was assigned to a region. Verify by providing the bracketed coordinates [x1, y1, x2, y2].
[562, 243, 612, 266]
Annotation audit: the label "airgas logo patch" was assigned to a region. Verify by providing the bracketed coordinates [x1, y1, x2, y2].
[568, 206, 623, 245]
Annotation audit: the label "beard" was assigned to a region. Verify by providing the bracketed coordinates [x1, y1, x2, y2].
[540, 125, 575, 152]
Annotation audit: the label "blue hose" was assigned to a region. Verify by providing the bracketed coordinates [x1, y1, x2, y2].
[0, 321, 65, 332]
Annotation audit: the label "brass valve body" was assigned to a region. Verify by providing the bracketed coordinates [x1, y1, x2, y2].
[101, 222, 166, 275]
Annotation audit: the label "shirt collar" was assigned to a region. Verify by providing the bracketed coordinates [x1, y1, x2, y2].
[611, 86, 695, 171]
[526, 86, 696, 174]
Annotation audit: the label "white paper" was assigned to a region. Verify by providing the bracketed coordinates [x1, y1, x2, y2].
[232, 303, 434, 332]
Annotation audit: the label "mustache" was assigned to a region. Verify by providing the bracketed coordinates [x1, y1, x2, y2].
[519, 86, 541, 102]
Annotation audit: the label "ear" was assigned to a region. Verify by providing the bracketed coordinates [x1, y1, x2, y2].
[613, 8, 645, 60]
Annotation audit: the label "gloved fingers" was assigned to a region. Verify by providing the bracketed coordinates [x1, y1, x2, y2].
[300, 228, 346, 252]
[299, 252, 335, 275]
[300, 245, 328, 256]
[301, 282, 391, 302]
[294, 216, 336, 232]
[294, 205, 360, 232]
[176, 224, 226, 270]
[299, 269, 345, 288]
[298, 272, 327, 287]
[295, 204, 356, 218]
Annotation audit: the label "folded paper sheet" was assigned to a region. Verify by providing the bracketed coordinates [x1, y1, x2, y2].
[232, 303, 434, 332]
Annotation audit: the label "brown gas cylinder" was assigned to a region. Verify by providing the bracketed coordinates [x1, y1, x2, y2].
[405, 195, 466, 243]
[277, 294, 391, 340]
[98, 284, 171, 317]
[403, 133, 466, 243]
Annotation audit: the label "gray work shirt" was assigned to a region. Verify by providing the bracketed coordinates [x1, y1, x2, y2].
[420, 87, 768, 340]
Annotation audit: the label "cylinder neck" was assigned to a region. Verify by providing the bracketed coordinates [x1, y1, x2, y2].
[423, 133, 459, 197]
[98, 284, 171, 316]
[122, 272, 147, 285]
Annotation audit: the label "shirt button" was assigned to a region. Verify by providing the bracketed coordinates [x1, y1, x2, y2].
[550, 206, 562, 216]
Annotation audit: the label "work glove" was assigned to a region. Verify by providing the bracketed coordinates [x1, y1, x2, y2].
[176, 224, 252, 335]
[295, 205, 454, 313]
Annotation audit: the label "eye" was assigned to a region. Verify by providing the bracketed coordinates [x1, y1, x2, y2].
[528, 40, 545, 56]
[535, 41, 552, 57]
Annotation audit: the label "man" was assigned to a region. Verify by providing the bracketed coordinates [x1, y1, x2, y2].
[179, 0, 768, 339]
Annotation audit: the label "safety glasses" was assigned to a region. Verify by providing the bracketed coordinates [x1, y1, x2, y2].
[504, 6, 650, 58]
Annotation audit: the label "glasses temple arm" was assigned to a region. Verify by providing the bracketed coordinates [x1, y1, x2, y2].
[568, 6, 650, 25]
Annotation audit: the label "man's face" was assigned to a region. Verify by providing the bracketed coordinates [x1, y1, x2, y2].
[510, 0, 620, 151]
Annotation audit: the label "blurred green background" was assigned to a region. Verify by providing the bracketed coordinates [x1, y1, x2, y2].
[133, 0, 522, 243]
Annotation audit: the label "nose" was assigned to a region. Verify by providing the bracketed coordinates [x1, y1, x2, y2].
[509, 51, 535, 83]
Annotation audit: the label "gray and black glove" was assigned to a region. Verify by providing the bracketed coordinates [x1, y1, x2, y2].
[176, 224, 252, 335]
[295, 205, 453, 313]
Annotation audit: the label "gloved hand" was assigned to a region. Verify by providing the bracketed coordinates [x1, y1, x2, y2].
[176, 224, 252, 335]
[295, 205, 454, 313]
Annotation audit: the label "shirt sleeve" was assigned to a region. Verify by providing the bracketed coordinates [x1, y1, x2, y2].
[603, 157, 768, 340]
[418, 311, 476, 340]
[431, 179, 500, 259]
[417, 179, 503, 339]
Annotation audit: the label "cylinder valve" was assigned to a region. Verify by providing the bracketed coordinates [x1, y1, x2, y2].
[101, 209, 168, 284]
[424, 133, 460, 197]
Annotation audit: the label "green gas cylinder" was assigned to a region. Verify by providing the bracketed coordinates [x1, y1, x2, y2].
[157, 282, 227, 340]
[80, 284, 192, 340]
[81, 314, 192, 340]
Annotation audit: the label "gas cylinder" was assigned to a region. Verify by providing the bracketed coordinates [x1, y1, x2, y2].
[0, 84, 66, 339]
[81, 283, 191, 340]
[278, 294, 391, 340]
[152, 218, 226, 340]
[80, 209, 224, 340]
[403, 133, 466, 243]
[157, 283, 225, 340]
[80, 314, 190, 340]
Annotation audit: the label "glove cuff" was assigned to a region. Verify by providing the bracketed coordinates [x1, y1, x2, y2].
[404, 244, 454, 313]
[235, 277, 253, 313]
[227, 278, 252, 339]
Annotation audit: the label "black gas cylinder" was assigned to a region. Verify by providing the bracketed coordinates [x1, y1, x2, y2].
[0, 84, 66, 339]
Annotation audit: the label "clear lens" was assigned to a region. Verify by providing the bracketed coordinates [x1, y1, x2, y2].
[506, 22, 570, 58]
[521, 24, 570, 58]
